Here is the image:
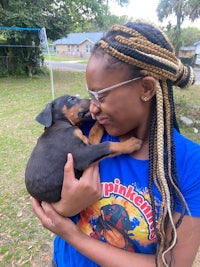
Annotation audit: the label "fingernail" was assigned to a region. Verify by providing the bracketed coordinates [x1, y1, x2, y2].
[41, 201, 48, 208]
[67, 153, 72, 162]
[48, 218, 55, 227]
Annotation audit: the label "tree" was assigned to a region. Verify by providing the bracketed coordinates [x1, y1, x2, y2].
[0, 0, 124, 76]
[105, 0, 129, 8]
[71, 0, 130, 32]
[0, 0, 131, 76]
[0, 0, 129, 76]
[101, 14, 130, 31]
[180, 26, 200, 46]
[185, 0, 200, 21]
[75, 14, 130, 32]
[156, 0, 200, 54]
[0, 0, 75, 76]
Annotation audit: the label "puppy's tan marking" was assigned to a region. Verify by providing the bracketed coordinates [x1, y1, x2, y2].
[109, 137, 142, 156]
[62, 105, 81, 125]
[74, 128, 89, 144]
[89, 122, 104, 144]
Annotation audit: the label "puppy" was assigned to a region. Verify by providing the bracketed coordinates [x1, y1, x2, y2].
[25, 94, 142, 203]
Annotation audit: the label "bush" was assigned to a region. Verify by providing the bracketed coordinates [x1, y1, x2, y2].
[0, 45, 44, 77]
[179, 55, 196, 66]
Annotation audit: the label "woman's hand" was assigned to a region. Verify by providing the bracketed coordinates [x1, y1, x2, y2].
[51, 153, 102, 217]
[31, 197, 79, 239]
[31, 198, 156, 267]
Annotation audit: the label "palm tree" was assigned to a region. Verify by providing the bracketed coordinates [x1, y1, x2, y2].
[157, 0, 185, 55]
[156, 0, 200, 55]
[185, 0, 200, 21]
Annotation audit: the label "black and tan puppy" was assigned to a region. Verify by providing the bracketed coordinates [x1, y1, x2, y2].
[25, 94, 142, 203]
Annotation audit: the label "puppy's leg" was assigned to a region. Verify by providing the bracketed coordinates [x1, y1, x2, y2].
[74, 128, 89, 144]
[74, 123, 104, 145]
[74, 136, 142, 171]
[109, 137, 142, 156]
[88, 122, 104, 144]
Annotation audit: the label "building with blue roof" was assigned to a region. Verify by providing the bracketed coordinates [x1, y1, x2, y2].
[53, 32, 104, 58]
[179, 41, 200, 65]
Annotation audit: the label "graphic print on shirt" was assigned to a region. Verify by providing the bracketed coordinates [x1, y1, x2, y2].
[78, 178, 161, 253]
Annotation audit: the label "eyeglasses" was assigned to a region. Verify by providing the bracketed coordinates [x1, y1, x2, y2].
[86, 77, 142, 107]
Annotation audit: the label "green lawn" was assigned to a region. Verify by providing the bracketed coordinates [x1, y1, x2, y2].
[0, 70, 86, 267]
[0, 70, 199, 266]
[43, 53, 88, 64]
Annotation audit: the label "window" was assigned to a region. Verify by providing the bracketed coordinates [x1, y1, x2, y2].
[86, 44, 92, 54]
[67, 45, 70, 52]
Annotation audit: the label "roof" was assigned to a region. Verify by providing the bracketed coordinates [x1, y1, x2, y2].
[194, 41, 200, 46]
[179, 45, 195, 51]
[53, 32, 104, 45]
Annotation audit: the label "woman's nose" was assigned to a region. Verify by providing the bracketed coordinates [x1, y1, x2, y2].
[90, 100, 101, 119]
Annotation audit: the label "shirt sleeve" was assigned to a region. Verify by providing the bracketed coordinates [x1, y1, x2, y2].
[175, 132, 200, 217]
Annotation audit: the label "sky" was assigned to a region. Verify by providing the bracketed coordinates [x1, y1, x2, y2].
[110, 0, 200, 28]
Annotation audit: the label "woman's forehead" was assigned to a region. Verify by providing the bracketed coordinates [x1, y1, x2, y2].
[86, 65, 130, 91]
[87, 55, 131, 79]
[87, 54, 112, 72]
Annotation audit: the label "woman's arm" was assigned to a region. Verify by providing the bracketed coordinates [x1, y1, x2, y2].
[31, 152, 200, 267]
[32, 197, 156, 267]
[164, 213, 200, 267]
[31, 198, 200, 267]
[51, 153, 102, 216]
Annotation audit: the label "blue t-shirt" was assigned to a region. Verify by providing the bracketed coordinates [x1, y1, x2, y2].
[53, 130, 200, 266]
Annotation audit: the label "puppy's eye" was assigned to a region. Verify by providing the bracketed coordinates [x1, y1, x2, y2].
[67, 96, 77, 103]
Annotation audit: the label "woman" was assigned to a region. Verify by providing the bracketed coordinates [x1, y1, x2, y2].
[31, 20, 200, 267]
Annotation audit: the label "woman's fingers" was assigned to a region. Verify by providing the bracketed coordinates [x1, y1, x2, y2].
[31, 197, 55, 229]
[63, 153, 75, 184]
[51, 153, 101, 217]
[31, 197, 78, 240]
[82, 163, 102, 197]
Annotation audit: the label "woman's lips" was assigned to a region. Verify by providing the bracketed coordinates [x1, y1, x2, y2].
[96, 116, 110, 125]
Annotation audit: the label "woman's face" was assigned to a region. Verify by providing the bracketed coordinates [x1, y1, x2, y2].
[86, 54, 153, 139]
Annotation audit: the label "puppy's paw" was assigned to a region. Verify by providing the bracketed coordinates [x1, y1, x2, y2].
[121, 137, 143, 153]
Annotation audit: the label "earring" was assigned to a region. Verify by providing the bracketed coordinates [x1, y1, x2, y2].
[143, 96, 149, 102]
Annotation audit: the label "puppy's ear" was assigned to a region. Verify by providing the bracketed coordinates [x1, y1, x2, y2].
[35, 103, 53, 128]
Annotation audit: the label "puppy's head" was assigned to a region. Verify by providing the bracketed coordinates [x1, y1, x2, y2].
[36, 95, 91, 128]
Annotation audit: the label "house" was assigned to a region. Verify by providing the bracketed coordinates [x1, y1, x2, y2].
[179, 41, 200, 65]
[179, 45, 195, 58]
[194, 41, 200, 65]
[53, 32, 104, 58]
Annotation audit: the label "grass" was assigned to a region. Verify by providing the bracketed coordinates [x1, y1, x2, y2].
[174, 84, 200, 144]
[0, 70, 199, 267]
[0, 70, 86, 267]
[43, 53, 88, 64]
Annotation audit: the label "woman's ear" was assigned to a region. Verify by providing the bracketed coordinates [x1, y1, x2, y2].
[140, 76, 157, 102]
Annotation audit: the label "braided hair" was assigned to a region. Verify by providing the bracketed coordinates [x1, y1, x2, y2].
[92, 20, 195, 267]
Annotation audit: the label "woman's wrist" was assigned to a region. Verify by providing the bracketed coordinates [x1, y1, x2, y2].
[51, 201, 80, 217]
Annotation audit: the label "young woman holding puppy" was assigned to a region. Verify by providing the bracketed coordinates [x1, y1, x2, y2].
[31, 20, 200, 267]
